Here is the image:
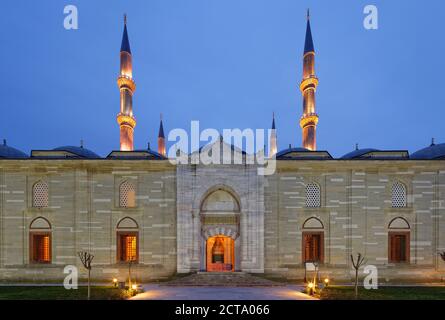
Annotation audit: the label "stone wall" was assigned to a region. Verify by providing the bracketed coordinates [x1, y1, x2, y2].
[0, 160, 177, 282]
[264, 160, 445, 283]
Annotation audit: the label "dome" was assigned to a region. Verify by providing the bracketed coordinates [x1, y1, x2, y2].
[0, 142, 28, 159]
[276, 147, 309, 157]
[410, 143, 445, 160]
[53, 146, 100, 159]
[341, 148, 379, 159]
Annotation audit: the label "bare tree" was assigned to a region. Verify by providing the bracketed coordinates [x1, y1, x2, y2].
[78, 251, 94, 300]
[350, 253, 366, 299]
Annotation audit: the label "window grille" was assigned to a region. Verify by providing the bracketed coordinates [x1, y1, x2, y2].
[391, 182, 407, 208]
[33, 181, 48, 208]
[306, 183, 321, 208]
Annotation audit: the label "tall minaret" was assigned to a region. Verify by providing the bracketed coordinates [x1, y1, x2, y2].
[158, 114, 166, 157]
[269, 112, 277, 157]
[117, 14, 136, 151]
[299, 10, 319, 151]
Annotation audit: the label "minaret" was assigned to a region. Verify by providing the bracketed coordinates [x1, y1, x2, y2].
[117, 14, 136, 151]
[158, 114, 166, 157]
[299, 10, 319, 151]
[269, 112, 277, 157]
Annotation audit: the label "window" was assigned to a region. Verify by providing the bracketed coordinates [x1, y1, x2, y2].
[389, 232, 409, 263]
[29, 217, 52, 264]
[116, 217, 139, 263]
[303, 233, 323, 263]
[119, 180, 136, 208]
[391, 181, 407, 208]
[117, 233, 138, 262]
[33, 181, 48, 208]
[388, 217, 410, 263]
[306, 183, 320, 208]
[31, 233, 51, 263]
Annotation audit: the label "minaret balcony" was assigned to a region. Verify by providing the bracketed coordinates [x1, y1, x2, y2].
[117, 113, 137, 129]
[117, 75, 136, 92]
[300, 113, 319, 128]
[300, 76, 318, 92]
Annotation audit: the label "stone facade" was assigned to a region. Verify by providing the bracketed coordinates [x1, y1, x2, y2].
[0, 160, 177, 282]
[0, 155, 444, 283]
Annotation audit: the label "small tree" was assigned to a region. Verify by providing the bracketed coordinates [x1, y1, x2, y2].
[350, 253, 366, 299]
[78, 251, 94, 300]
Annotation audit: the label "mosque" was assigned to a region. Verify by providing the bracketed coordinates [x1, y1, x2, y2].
[0, 13, 444, 283]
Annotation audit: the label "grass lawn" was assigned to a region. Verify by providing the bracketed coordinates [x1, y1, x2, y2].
[0, 286, 131, 300]
[319, 285, 445, 300]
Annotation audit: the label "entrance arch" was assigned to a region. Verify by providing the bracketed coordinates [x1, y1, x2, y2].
[199, 186, 241, 272]
[206, 235, 235, 272]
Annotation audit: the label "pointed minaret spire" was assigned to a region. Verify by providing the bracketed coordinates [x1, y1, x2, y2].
[269, 112, 277, 157]
[117, 14, 136, 151]
[304, 9, 315, 54]
[158, 114, 166, 157]
[299, 9, 319, 151]
[121, 14, 131, 54]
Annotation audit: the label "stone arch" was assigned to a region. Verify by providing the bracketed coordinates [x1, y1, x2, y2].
[116, 217, 139, 230]
[388, 217, 410, 230]
[30, 217, 51, 230]
[202, 226, 238, 240]
[200, 185, 241, 213]
[199, 185, 241, 272]
[302, 217, 324, 230]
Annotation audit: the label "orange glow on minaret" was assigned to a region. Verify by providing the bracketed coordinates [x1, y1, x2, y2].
[299, 10, 319, 151]
[117, 14, 136, 151]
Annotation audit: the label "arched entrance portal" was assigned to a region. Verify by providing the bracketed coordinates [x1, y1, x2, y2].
[199, 186, 241, 272]
[206, 235, 235, 272]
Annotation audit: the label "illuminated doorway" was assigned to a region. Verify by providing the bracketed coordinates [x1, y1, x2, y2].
[206, 235, 235, 272]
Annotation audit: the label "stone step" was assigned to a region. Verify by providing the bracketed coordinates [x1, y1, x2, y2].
[162, 272, 284, 287]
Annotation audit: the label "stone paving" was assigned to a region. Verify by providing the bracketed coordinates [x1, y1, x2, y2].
[131, 284, 316, 300]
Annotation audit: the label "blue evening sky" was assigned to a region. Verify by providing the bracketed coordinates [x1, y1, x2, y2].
[1, 0, 444, 157]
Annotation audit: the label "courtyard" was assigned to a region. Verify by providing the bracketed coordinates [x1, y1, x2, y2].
[130, 285, 314, 300]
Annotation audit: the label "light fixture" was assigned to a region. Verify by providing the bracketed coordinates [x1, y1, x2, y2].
[307, 282, 315, 295]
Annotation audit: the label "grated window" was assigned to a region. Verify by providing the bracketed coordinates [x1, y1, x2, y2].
[33, 181, 48, 208]
[391, 182, 407, 208]
[306, 183, 321, 208]
[119, 181, 136, 208]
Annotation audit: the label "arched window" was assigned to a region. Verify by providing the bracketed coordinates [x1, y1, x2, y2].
[116, 217, 139, 263]
[391, 181, 407, 208]
[32, 181, 48, 208]
[302, 217, 324, 263]
[119, 180, 136, 208]
[306, 183, 321, 208]
[388, 217, 410, 263]
[29, 217, 51, 264]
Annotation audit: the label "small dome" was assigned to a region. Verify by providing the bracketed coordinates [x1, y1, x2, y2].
[0, 142, 28, 159]
[411, 143, 445, 160]
[276, 147, 309, 157]
[341, 148, 379, 159]
[53, 146, 100, 159]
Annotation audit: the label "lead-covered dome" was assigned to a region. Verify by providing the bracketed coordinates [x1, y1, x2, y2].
[0, 141, 28, 159]
[341, 148, 379, 159]
[410, 143, 445, 160]
[53, 146, 100, 159]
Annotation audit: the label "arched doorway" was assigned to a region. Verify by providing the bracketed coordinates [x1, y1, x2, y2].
[206, 235, 235, 272]
[199, 186, 241, 272]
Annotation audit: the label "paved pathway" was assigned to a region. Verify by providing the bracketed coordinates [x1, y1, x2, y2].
[131, 285, 316, 300]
